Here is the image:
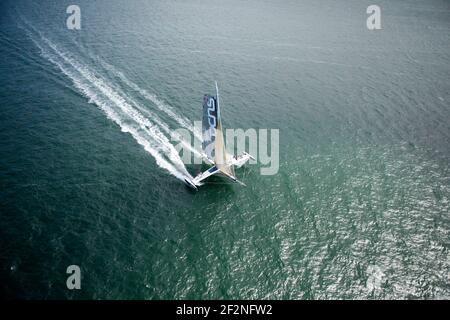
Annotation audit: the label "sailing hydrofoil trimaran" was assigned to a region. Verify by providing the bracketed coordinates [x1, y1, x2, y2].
[184, 82, 254, 190]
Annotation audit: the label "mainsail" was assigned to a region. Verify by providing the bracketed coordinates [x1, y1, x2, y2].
[201, 82, 235, 177]
[186, 81, 253, 189]
[202, 94, 218, 161]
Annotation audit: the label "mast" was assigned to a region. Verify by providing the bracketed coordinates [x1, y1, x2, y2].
[215, 81, 220, 120]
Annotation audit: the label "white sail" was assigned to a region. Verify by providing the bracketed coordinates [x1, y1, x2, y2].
[185, 82, 251, 189]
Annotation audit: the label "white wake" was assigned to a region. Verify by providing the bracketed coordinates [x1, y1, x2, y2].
[97, 58, 203, 142]
[20, 20, 194, 182]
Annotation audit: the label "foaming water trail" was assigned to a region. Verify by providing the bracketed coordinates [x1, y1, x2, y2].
[20, 20, 192, 181]
[97, 58, 203, 141]
[130, 102, 203, 158]
[87, 66, 204, 159]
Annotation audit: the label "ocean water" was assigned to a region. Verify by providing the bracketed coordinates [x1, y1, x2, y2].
[1, 0, 449, 299]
